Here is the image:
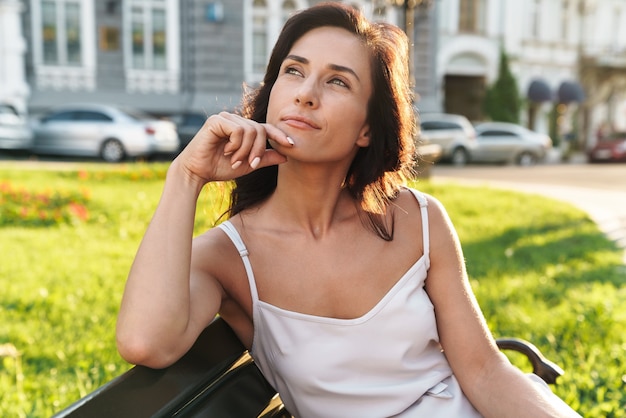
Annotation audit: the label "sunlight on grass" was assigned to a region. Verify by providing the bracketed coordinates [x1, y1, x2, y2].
[0, 166, 624, 417]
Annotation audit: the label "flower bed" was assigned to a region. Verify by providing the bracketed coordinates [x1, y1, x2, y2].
[0, 182, 91, 227]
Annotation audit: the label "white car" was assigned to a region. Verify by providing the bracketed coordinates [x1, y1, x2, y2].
[473, 122, 553, 166]
[419, 113, 477, 166]
[0, 103, 33, 152]
[31, 103, 180, 162]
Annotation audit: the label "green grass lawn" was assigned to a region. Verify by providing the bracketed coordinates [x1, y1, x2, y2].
[1, 163, 624, 417]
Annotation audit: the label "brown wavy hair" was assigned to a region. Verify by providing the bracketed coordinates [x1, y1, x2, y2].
[229, 2, 417, 240]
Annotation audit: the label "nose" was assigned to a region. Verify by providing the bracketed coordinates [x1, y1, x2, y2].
[295, 78, 318, 108]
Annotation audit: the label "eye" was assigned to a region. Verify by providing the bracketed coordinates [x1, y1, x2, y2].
[329, 77, 349, 88]
[284, 66, 303, 77]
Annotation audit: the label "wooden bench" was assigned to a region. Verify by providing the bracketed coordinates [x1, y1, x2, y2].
[52, 317, 563, 418]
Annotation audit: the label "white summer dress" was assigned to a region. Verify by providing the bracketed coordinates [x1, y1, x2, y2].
[218, 188, 483, 417]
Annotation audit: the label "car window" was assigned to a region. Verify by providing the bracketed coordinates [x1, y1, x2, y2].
[75, 111, 113, 122]
[421, 121, 461, 130]
[0, 104, 18, 116]
[44, 111, 75, 122]
[120, 107, 153, 121]
[479, 130, 516, 137]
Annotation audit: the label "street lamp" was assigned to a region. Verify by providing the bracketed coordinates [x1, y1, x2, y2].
[386, 0, 435, 88]
[576, 0, 597, 150]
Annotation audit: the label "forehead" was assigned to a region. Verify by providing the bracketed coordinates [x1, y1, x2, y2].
[288, 26, 372, 75]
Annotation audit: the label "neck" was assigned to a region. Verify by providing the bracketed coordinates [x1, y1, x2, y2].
[266, 163, 358, 239]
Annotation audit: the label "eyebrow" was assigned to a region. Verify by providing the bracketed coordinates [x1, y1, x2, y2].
[285, 54, 361, 82]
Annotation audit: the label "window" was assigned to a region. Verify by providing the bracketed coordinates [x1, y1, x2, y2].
[0, 104, 19, 117]
[40, 0, 81, 65]
[458, 0, 485, 33]
[122, 0, 180, 94]
[480, 130, 516, 138]
[246, 0, 304, 84]
[131, 7, 145, 68]
[65, 2, 81, 64]
[44, 111, 75, 122]
[128, 0, 168, 70]
[530, 0, 540, 38]
[282, 0, 296, 23]
[75, 111, 113, 122]
[421, 121, 463, 131]
[31, 0, 96, 90]
[41, 1, 58, 64]
[152, 8, 166, 69]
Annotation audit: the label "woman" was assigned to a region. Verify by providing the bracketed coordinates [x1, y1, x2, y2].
[116, 3, 580, 417]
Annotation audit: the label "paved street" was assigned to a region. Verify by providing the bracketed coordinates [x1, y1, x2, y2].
[430, 163, 626, 262]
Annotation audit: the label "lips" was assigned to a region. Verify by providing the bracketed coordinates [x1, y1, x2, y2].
[281, 114, 320, 130]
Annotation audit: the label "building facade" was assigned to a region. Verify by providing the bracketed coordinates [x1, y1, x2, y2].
[1, 0, 624, 148]
[12, 0, 436, 118]
[433, 0, 626, 148]
[1, 0, 437, 117]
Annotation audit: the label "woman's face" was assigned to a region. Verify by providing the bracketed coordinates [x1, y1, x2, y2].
[267, 26, 373, 163]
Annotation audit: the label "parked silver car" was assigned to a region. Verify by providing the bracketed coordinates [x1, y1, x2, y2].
[473, 122, 553, 166]
[31, 103, 179, 162]
[418, 113, 477, 166]
[0, 103, 33, 152]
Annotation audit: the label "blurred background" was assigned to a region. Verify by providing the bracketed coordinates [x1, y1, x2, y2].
[1, 0, 625, 163]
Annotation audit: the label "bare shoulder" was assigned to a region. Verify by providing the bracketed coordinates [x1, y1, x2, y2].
[398, 188, 461, 255]
[191, 222, 244, 281]
[406, 189, 455, 230]
[394, 188, 448, 223]
[191, 220, 255, 343]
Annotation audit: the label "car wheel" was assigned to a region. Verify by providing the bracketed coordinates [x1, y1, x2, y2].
[450, 148, 469, 166]
[517, 152, 537, 166]
[101, 139, 125, 163]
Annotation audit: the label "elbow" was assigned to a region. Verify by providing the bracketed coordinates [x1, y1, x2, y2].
[116, 330, 176, 369]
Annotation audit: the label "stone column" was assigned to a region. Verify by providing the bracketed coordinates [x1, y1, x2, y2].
[0, 0, 29, 114]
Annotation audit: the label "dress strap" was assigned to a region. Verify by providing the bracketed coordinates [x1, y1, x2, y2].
[408, 189, 430, 268]
[217, 220, 260, 303]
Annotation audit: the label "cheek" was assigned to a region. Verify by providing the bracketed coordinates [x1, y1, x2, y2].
[341, 106, 368, 131]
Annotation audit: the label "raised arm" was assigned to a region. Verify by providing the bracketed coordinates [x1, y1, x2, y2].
[115, 112, 292, 369]
[424, 195, 581, 418]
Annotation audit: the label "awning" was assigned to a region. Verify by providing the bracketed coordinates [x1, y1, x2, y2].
[557, 81, 585, 103]
[527, 79, 553, 103]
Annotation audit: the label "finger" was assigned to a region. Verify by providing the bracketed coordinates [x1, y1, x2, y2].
[256, 149, 288, 169]
[228, 122, 263, 169]
[248, 125, 270, 169]
[218, 113, 260, 150]
[230, 149, 287, 176]
[263, 123, 295, 147]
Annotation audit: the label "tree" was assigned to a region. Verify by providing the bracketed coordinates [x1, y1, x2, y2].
[483, 48, 521, 123]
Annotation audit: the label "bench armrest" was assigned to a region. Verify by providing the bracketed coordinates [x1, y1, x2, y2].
[496, 338, 564, 384]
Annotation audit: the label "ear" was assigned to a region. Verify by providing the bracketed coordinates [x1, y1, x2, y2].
[356, 124, 370, 147]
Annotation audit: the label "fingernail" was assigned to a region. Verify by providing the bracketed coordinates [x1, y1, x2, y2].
[231, 161, 242, 170]
[250, 157, 261, 169]
[287, 136, 295, 145]
[224, 151, 233, 156]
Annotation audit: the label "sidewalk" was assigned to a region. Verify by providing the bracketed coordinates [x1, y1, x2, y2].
[430, 168, 626, 264]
